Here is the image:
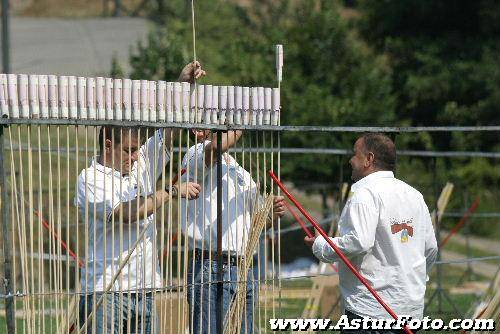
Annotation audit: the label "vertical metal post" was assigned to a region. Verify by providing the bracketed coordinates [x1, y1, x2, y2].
[2, 0, 10, 73]
[464, 193, 474, 280]
[0, 126, 16, 333]
[216, 131, 223, 334]
[433, 157, 443, 312]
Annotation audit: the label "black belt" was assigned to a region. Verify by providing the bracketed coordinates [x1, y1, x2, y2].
[193, 249, 244, 266]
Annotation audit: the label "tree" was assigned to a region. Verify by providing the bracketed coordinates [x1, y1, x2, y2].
[125, 0, 396, 190]
[356, 0, 500, 235]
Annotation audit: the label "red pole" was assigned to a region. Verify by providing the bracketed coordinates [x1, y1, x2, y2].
[284, 200, 313, 237]
[283, 200, 338, 272]
[440, 196, 480, 248]
[35, 211, 84, 268]
[269, 170, 413, 334]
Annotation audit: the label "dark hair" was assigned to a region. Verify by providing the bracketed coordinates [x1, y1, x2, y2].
[360, 132, 396, 172]
[98, 126, 140, 154]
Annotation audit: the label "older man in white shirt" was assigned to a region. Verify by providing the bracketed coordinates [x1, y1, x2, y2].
[305, 133, 438, 333]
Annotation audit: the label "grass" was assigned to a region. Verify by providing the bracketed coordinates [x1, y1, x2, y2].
[255, 264, 490, 333]
[0, 247, 492, 333]
[443, 239, 499, 265]
[280, 278, 313, 289]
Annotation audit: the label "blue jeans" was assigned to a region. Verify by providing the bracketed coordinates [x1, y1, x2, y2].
[79, 292, 157, 334]
[187, 258, 257, 334]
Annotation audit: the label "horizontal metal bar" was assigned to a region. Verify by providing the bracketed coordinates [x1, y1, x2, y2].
[1, 118, 499, 133]
[434, 255, 500, 265]
[235, 147, 500, 158]
[0, 255, 497, 299]
[5, 144, 500, 159]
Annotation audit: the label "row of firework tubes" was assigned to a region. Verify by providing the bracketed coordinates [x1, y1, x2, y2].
[0, 73, 281, 125]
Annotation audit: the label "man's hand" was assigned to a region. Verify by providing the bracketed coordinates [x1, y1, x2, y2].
[178, 61, 206, 83]
[304, 236, 317, 248]
[174, 182, 201, 199]
[273, 196, 285, 220]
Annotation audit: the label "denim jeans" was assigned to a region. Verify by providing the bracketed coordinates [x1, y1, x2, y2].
[79, 292, 157, 334]
[187, 258, 257, 334]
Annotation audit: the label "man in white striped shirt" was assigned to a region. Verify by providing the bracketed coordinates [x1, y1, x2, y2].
[305, 133, 438, 333]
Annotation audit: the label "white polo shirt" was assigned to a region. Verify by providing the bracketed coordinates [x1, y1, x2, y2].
[75, 130, 168, 292]
[312, 171, 438, 320]
[180, 141, 258, 254]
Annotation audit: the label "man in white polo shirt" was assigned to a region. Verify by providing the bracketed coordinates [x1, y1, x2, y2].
[305, 133, 438, 333]
[75, 62, 205, 334]
[181, 129, 285, 334]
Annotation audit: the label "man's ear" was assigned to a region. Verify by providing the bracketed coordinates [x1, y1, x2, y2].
[366, 152, 375, 168]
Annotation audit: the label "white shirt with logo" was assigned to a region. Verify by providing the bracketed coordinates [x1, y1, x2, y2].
[75, 130, 168, 292]
[312, 171, 438, 320]
[180, 142, 258, 254]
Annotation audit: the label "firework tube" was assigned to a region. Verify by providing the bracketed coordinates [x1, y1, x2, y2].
[269, 170, 413, 334]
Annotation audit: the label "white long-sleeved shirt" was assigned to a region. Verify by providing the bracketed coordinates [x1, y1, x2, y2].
[75, 130, 168, 292]
[312, 171, 437, 320]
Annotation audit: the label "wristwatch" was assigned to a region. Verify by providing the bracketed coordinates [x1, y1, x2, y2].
[166, 185, 178, 198]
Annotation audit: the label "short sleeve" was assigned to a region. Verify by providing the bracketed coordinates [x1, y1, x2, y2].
[75, 170, 122, 224]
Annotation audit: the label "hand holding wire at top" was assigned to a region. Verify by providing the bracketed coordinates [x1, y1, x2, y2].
[178, 61, 206, 83]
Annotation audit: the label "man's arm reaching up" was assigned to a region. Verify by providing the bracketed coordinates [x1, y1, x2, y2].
[203, 130, 243, 167]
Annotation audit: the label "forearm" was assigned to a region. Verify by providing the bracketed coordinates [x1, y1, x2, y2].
[204, 130, 243, 166]
[114, 189, 169, 224]
[313, 232, 371, 263]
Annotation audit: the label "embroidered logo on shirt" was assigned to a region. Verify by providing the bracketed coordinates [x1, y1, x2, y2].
[390, 218, 414, 243]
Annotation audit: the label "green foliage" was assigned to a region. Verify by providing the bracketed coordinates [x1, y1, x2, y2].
[356, 0, 500, 182]
[123, 0, 499, 235]
[354, 0, 500, 224]
[125, 0, 395, 186]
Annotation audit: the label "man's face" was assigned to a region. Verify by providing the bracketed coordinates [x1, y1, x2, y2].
[110, 132, 141, 175]
[349, 138, 370, 182]
[193, 129, 211, 141]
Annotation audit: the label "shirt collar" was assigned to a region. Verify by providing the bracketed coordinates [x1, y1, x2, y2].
[91, 157, 122, 178]
[351, 170, 394, 192]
